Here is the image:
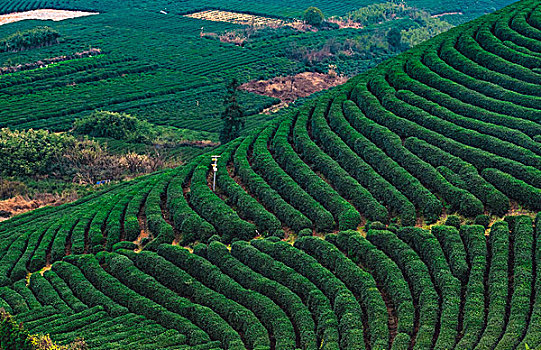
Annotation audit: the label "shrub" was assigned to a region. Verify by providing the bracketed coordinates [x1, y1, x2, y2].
[73, 111, 157, 144]
[474, 215, 490, 228]
[445, 215, 461, 229]
[304, 7, 324, 26]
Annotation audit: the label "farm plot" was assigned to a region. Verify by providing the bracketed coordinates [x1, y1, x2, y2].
[186, 10, 290, 27]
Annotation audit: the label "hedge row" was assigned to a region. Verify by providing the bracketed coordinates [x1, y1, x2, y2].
[166, 158, 216, 244]
[123, 178, 155, 243]
[143, 173, 176, 250]
[353, 77, 541, 190]
[331, 230, 414, 349]
[130, 248, 269, 349]
[346, 91, 484, 218]
[206, 241, 316, 349]
[395, 76, 541, 152]
[431, 225, 468, 282]
[233, 130, 312, 233]
[273, 110, 362, 230]
[252, 239, 365, 349]
[43, 269, 87, 312]
[28, 273, 71, 314]
[405, 137, 510, 216]
[11, 281, 40, 310]
[325, 93, 417, 224]
[424, 40, 541, 113]
[294, 236, 388, 349]
[307, 94, 413, 225]
[231, 240, 340, 349]
[456, 26, 540, 84]
[64, 254, 210, 346]
[494, 216, 534, 350]
[341, 99, 442, 222]
[518, 212, 541, 349]
[397, 227, 460, 349]
[27, 307, 105, 335]
[376, 64, 540, 169]
[251, 123, 335, 232]
[367, 229, 438, 349]
[0, 231, 33, 286]
[476, 22, 541, 70]
[52, 260, 129, 317]
[189, 153, 256, 243]
[457, 225, 488, 349]
[103, 251, 244, 349]
[482, 168, 541, 211]
[86, 188, 128, 253]
[0, 287, 28, 314]
[8, 225, 49, 282]
[510, 6, 541, 41]
[408, 49, 541, 126]
[158, 244, 293, 349]
[497, 6, 541, 53]
[216, 141, 283, 237]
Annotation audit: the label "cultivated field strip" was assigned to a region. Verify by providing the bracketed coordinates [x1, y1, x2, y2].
[0, 217, 539, 349]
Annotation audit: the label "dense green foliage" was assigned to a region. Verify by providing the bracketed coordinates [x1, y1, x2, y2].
[0, 128, 75, 177]
[73, 111, 157, 144]
[219, 79, 245, 144]
[0, 308, 32, 350]
[0, 26, 59, 53]
[303, 7, 325, 26]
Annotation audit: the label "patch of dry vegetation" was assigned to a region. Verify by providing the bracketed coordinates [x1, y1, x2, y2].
[0, 9, 98, 26]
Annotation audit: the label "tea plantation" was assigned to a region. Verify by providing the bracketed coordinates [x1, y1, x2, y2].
[1, 0, 540, 349]
[0, 0, 515, 137]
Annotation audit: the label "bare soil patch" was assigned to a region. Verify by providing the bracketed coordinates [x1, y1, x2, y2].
[431, 11, 463, 18]
[327, 17, 364, 29]
[240, 72, 349, 104]
[0, 9, 99, 26]
[0, 193, 78, 221]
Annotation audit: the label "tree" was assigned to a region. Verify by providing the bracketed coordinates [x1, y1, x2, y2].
[219, 78, 245, 144]
[303, 7, 324, 27]
[386, 27, 402, 51]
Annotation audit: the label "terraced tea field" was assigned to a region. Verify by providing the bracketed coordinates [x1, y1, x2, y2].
[0, 0, 540, 349]
[0, 0, 515, 137]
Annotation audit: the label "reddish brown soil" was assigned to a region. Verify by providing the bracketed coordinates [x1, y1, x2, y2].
[240, 72, 349, 103]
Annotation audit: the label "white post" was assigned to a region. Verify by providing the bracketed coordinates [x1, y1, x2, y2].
[211, 155, 221, 192]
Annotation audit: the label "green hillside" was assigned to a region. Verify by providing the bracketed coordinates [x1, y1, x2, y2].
[1, 0, 541, 349]
[0, 0, 514, 136]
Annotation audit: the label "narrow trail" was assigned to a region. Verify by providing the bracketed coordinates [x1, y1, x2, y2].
[136, 203, 152, 244]
[378, 285, 399, 349]
[495, 225, 515, 346]
[83, 212, 98, 254]
[64, 219, 80, 257]
[160, 183, 181, 243]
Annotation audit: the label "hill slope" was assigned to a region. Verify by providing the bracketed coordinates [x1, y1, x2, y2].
[0, 0, 540, 349]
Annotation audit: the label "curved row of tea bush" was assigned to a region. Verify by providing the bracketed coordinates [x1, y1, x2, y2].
[1, 215, 539, 349]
